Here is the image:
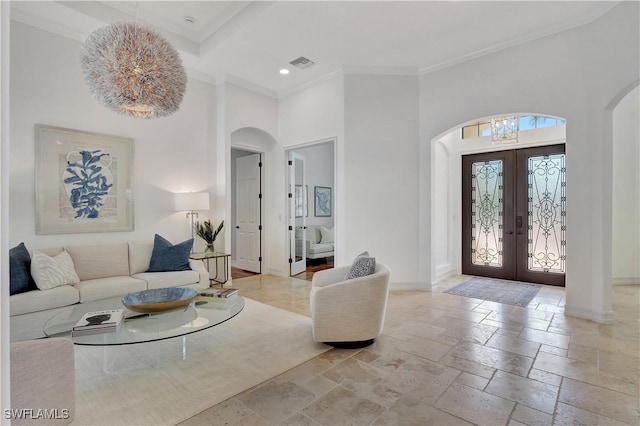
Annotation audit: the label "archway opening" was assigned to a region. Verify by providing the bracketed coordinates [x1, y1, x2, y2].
[431, 113, 567, 287]
[229, 127, 278, 278]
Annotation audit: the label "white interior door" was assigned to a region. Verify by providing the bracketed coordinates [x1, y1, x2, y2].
[235, 153, 261, 273]
[288, 152, 306, 276]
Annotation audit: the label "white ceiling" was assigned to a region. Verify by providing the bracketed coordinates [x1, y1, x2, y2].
[11, 1, 618, 98]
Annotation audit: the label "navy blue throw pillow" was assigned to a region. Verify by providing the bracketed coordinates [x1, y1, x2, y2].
[147, 234, 193, 272]
[9, 242, 37, 295]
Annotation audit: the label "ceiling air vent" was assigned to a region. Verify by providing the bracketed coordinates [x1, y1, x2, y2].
[289, 56, 315, 69]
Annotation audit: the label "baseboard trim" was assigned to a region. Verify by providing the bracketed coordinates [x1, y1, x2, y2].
[612, 277, 640, 285]
[434, 265, 457, 284]
[564, 305, 616, 324]
[390, 282, 431, 291]
[266, 267, 287, 277]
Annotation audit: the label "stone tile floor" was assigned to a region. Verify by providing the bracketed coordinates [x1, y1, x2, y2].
[180, 275, 640, 425]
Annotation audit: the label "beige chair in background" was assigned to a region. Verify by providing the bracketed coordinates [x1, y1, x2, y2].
[10, 338, 75, 425]
[310, 262, 391, 348]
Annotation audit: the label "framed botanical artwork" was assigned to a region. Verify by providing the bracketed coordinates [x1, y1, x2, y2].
[314, 186, 332, 217]
[35, 124, 134, 234]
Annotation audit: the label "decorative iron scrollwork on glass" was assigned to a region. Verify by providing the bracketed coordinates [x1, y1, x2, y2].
[527, 154, 566, 273]
[471, 160, 504, 267]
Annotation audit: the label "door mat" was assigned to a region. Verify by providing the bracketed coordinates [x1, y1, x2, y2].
[444, 277, 541, 307]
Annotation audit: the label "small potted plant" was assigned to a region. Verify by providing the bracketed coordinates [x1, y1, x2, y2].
[194, 219, 224, 253]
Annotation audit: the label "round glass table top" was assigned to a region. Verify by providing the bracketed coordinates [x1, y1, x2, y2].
[43, 294, 244, 346]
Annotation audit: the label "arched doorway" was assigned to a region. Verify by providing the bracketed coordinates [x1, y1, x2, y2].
[431, 113, 567, 286]
[611, 85, 640, 286]
[230, 127, 278, 277]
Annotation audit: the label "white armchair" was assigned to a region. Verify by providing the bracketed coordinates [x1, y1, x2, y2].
[310, 262, 391, 348]
[10, 338, 75, 425]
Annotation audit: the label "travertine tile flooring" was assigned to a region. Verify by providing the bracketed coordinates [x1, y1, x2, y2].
[180, 275, 640, 425]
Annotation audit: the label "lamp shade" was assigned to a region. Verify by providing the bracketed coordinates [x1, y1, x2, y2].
[174, 192, 210, 212]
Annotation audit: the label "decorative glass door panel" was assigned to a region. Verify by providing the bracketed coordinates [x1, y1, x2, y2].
[515, 145, 566, 286]
[463, 145, 566, 286]
[527, 154, 566, 273]
[471, 160, 504, 268]
[462, 151, 515, 281]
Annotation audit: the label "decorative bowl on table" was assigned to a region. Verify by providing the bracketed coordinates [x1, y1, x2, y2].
[122, 287, 198, 313]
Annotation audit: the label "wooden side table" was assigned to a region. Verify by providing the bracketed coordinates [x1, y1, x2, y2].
[190, 252, 231, 287]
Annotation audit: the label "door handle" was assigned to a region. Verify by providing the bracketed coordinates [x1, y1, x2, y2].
[506, 231, 514, 235]
[236, 226, 240, 229]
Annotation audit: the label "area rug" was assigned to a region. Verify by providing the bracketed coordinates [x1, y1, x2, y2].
[71, 298, 330, 425]
[444, 277, 541, 307]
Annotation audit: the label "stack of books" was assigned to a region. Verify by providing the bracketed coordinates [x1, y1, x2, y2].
[198, 288, 239, 299]
[72, 309, 125, 336]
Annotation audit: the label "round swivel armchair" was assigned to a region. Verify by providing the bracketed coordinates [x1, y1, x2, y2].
[310, 262, 391, 348]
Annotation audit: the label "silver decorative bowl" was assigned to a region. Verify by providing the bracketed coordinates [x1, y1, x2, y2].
[122, 287, 198, 314]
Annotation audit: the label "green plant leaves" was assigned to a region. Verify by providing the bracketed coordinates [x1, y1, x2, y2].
[194, 219, 224, 243]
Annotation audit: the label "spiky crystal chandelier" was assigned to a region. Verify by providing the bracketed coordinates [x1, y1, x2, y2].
[80, 22, 187, 119]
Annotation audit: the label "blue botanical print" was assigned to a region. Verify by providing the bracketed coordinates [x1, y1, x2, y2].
[63, 150, 113, 218]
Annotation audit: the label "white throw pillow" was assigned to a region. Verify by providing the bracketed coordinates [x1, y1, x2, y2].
[319, 226, 334, 244]
[30, 250, 80, 290]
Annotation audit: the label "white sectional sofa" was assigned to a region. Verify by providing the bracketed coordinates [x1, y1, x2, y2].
[301, 225, 335, 260]
[10, 241, 209, 341]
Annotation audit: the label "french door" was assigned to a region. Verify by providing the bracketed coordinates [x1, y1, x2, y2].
[462, 144, 566, 286]
[288, 151, 307, 276]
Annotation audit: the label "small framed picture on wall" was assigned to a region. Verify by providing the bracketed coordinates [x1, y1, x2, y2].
[314, 186, 331, 217]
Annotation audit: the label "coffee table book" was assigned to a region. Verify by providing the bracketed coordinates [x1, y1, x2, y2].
[198, 288, 238, 300]
[72, 309, 124, 336]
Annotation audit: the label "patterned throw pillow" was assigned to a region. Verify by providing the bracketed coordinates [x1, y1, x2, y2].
[30, 250, 80, 290]
[344, 251, 376, 280]
[147, 234, 193, 272]
[9, 242, 37, 295]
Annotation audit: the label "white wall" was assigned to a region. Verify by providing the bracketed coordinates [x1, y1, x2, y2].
[1, 1, 10, 417]
[419, 2, 639, 322]
[612, 86, 640, 284]
[223, 83, 281, 274]
[433, 134, 456, 282]
[279, 76, 345, 265]
[344, 74, 420, 286]
[9, 22, 217, 253]
[290, 142, 334, 228]
[279, 76, 344, 147]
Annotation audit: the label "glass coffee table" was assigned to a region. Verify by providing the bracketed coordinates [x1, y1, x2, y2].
[44, 294, 244, 346]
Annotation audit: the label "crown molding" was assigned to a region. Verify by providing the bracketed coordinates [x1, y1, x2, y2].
[222, 75, 278, 99]
[11, 7, 86, 43]
[186, 69, 218, 86]
[278, 66, 421, 99]
[342, 66, 418, 76]
[277, 68, 344, 99]
[419, 2, 620, 76]
[200, 1, 275, 55]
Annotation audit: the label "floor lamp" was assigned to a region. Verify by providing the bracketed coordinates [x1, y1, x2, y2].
[174, 192, 210, 251]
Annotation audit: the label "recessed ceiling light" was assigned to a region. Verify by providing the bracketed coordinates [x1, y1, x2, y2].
[279, 68, 290, 75]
